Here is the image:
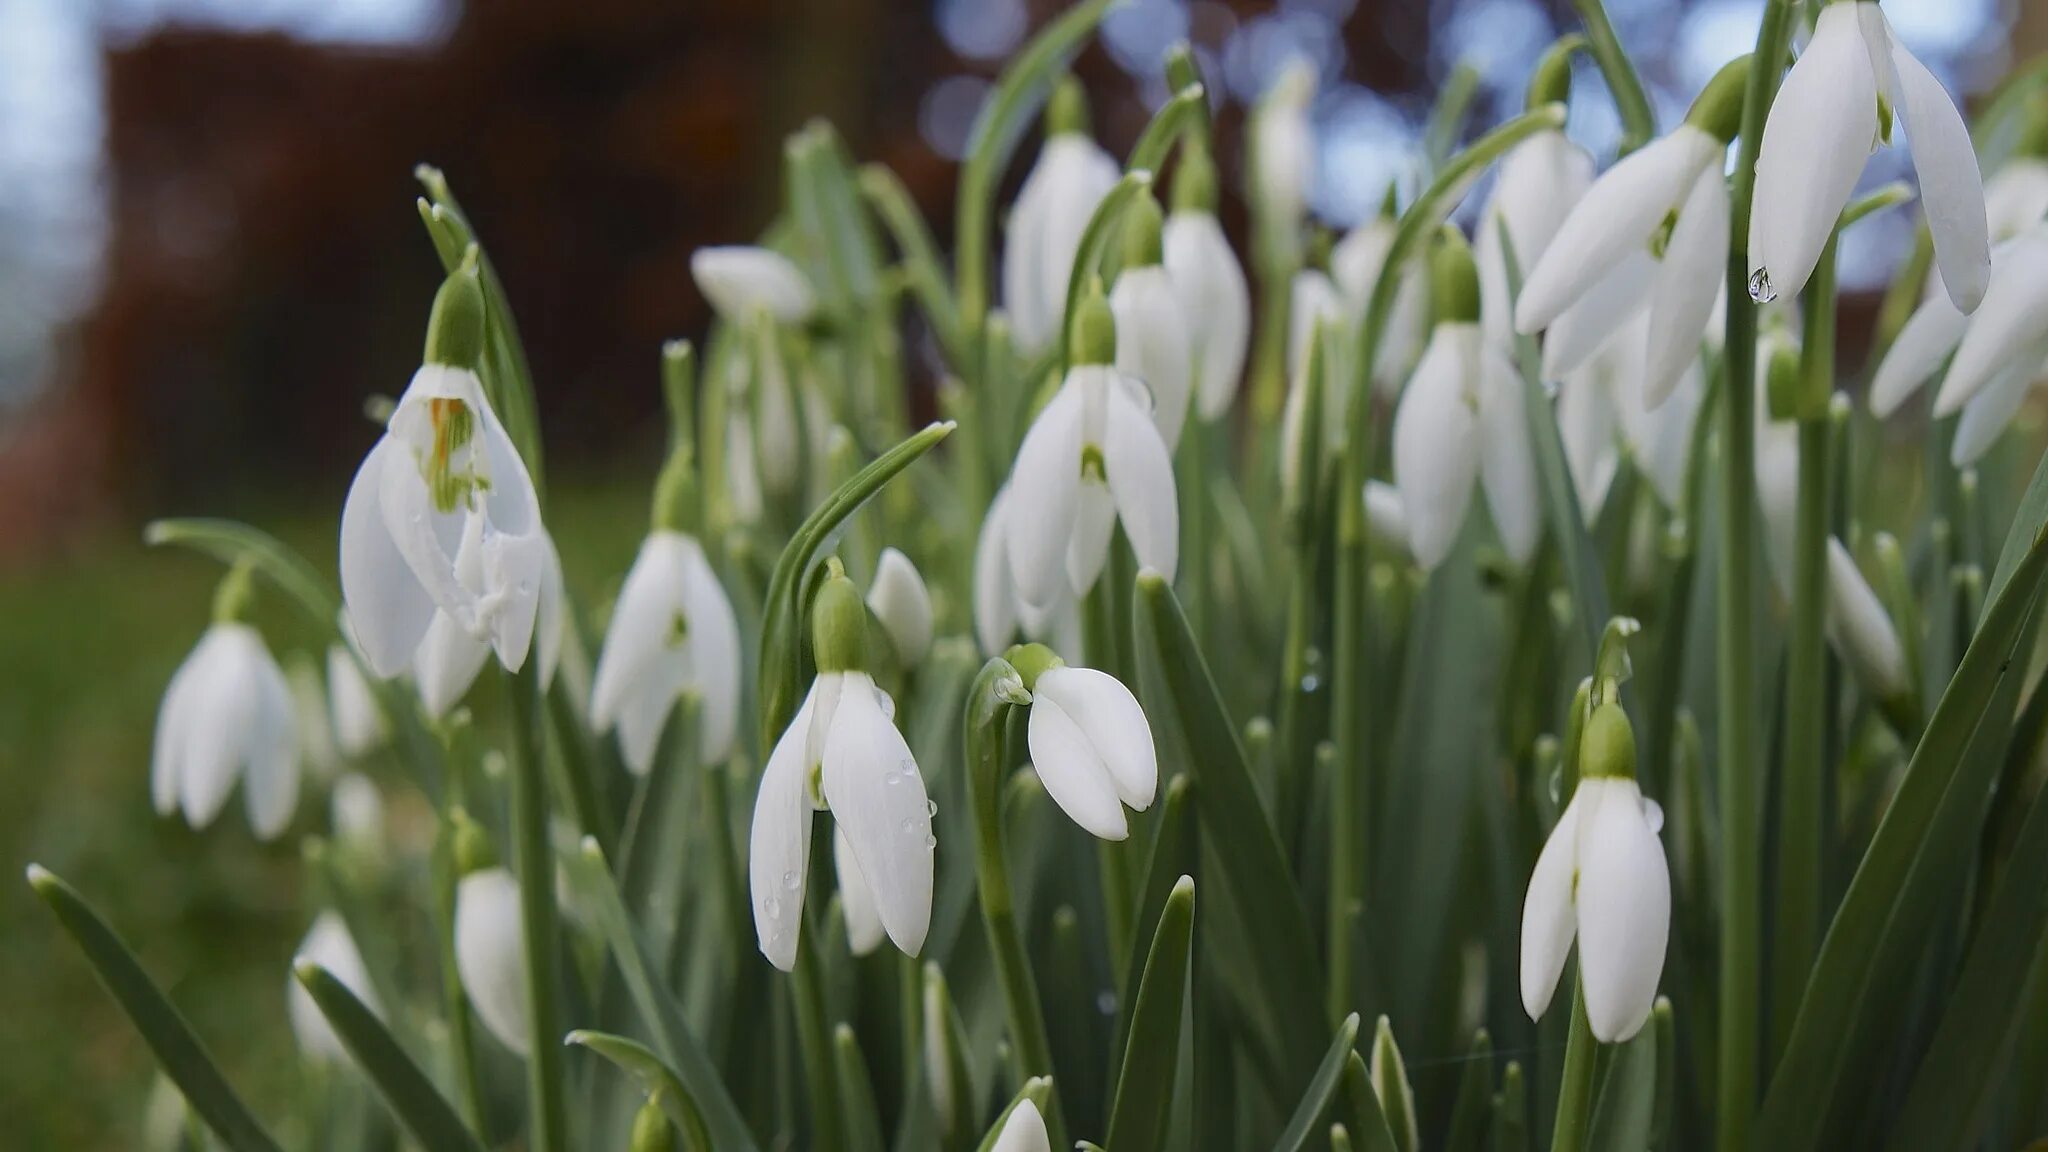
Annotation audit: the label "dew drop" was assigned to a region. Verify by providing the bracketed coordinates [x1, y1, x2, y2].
[781, 870, 800, 891]
[1642, 797, 1666, 834]
[884, 766, 903, 786]
[764, 896, 782, 920]
[1096, 991, 1118, 1015]
[900, 817, 919, 836]
[926, 799, 938, 817]
[1747, 267, 1776, 303]
[1547, 766, 1563, 805]
[1299, 673, 1321, 693]
[923, 833, 938, 849]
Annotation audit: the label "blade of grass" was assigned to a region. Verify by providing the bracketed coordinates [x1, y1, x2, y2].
[293, 961, 486, 1152]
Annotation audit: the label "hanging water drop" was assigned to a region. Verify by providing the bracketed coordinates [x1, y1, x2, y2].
[926, 799, 938, 817]
[781, 870, 800, 891]
[1747, 267, 1776, 303]
[1547, 766, 1563, 805]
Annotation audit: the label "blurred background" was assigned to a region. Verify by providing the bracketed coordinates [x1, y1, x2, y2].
[0, 0, 2037, 1143]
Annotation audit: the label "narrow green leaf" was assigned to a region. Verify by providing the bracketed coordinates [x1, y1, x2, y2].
[1421, 61, 1483, 173]
[1057, 171, 1154, 371]
[144, 517, 339, 627]
[833, 1024, 886, 1152]
[28, 866, 284, 1152]
[1493, 1062, 1527, 1152]
[1106, 875, 1196, 1152]
[293, 961, 485, 1152]
[1586, 1022, 1657, 1152]
[1271, 1013, 1362, 1152]
[1986, 439, 2048, 619]
[1445, 1029, 1493, 1152]
[1370, 1017, 1418, 1152]
[1341, 1050, 1399, 1152]
[1112, 775, 1194, 1063]
[566, 1031, 712, 1152]
[1125, 84, 1206, 175]
[858, 164, 965, 362]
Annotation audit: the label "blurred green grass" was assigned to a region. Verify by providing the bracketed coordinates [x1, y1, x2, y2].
[0, 480, 650, 1148]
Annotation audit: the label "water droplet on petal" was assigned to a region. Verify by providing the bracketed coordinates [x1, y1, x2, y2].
[1299, 673, 1320, 693]
[1747, 267, 1776, 303]
[900, 817, 918, 836]
[926, 799, 938, 817]
[781, 870, 800, 891]
[1547, 767, 1563, 805]
[1641, 797, 1666, 834]
[923, 833, 937, 849]
[764, 896, 782, 920]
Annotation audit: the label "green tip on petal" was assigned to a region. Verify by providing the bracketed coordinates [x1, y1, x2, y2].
[1048, 74, 1091, 137]
[1070, 284, 1117, 366]
[1001, 642, 1064, 692]
[811, 558, 870, 674]
[1579, 701, 1638, 781]
[422, 247, 488, 369]
[1430, 224, 1480, 326]
[1121, 188, 1166, 267]
[1526, 33, 1585, 111]
[1172, 137, 1220, 214]
[1684, 53, 1752, 144]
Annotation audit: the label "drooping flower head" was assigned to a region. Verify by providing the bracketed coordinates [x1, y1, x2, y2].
[1333, 188, 1431, 398]
[1108, 188, 1194, 449]
[1004, 642, 1158, 842]
[1477, 44, 1595, 354]
[287, 911, 380, 1063]
[1248, 56, 1317, 257]
[1004, 75, 1120, 354]
[1163, 140, 1251, 423]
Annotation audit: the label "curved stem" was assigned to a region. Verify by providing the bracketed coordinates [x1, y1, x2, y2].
[1572, 0, 1657, 155]
[507, 662, 567, 1152]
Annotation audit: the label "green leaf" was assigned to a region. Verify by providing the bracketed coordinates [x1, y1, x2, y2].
[27, 866, 283, 1152]
[559, 839, 760, 1152]
[144, 518, 339, 630]
[1271, 1013, 1362, 1152]
[1341, 1050, 1399, 1152]
[1105, 875, 1196, 1152]
[1125, 84, 1207, 176]
[1444, 1029, 1493, 1152]
[1057, 171, 1154, 371]
[1986, 438, 2048, 619]
[1758, 525, 2048, 1150]
[1586, 1022, 1657, 1152]
[833, 1024, 887, 1152]
[758, 421, 953, 749]
[566, 1031, 712, 1152]
[1134, 572, 1326, 1087]
[1112, 776, 1194, 1063]
[1492, 1063, 1527, 1152]
[292, 961, 485, 1152]
[1370, 1017, 1418, 1152]
[859, 164, 965, 364]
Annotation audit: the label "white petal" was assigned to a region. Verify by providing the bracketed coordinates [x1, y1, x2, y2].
[1520, 788, 1586, 1021]
[868, 547, 934, 668]
[1892, 40, 1989, 312]
[690, 246, 815, 325]
[1754, 418, 1803, 599]
[454, 868, 532, 1056]
[1066, 481, 1117, 596]
[1749, 3, 1879, 305]
[289, 911, 381, 1062]
[991, 1099, 1052, 1152]
[152, 639, 208, 817]
[1035, 666, 1157, 811]
[1165, 212, 1251, 420]
[1330, 219, 1396, 315]
[750, 686, 820, 971]
[1005, 136, 1120, 353]
[1362, 481, 1414, 558]
[1541, 252, 1654, 380]
[1871, 290, 1968, 416]
[591, 537, 685, 732]
[1575, 779, 1670, 1043]
[339, 438, 436, 677]
[835, 826, 886, 957]
[676, 537, 743, 763]
[821, 674, 933, 958]
[1478, 343, 1542, 565]
[1480, 131, 1596, 348]
[178, 626, 265, 831]
[1005, 382, 1087, 608]
[1517, 126, 1720, 332]
[1951, 358, 2038, 466]
[1825, 537, 1908, 699]
[1027, 693, 1128, 841]
[415, 610, 491, 719]
[1644, 165, 1729, 408]
[1556, 361, 1620, 519]
[1934, 232, 2048, 416]
[1111, 266, 1194, 449]
[1392, 327, 1480, 570]
[326, 644, 385, 759]
[1984, 158, 2048, 242]
[615, 653, 689, 776]
[1288, 270, 1346, 383]
[975, 487, 1022, 656]
[330, 771, 385, 843]
[535, 537, 566, 692]
[1623, 353, 1704, 511]
[242, 645, 301, 841]
[1103, 382, 1181, 583]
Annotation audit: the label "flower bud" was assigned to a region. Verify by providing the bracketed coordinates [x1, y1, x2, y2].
[1070, 285, 1118, 367]
[1578, 702, 1638, 781]
[866, 547, 934, 668]
[629, 1097, 676, 1152]
[422, 248, 486, 370]
[811, 558, 870, 674]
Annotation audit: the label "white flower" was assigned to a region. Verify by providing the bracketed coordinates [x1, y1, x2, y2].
[1164, 208, 1250, 421]
[1572, 310, 1705, 514]
[414, 609, 492, 719]
[990, 1099, 1052, 1152]
[749, 671, 933, 971]
[589, 530, 742, 775]
[1251, 58, 1317, 232]
[974, 486, 1083, 659]
[340, 364, 564, 684]
[1004, 364, 1179, 606]
[1110, 262, 1194, 449]
[1003, 135, 1119, 353]
[454, 866, 531, 1056]
[325, 644, 385, 760]
[1475, 128, 1595, 351]
[1556, 355, 1621, 519]
[288, 911, 379, 1062]
[287, 658, 338, 776]
[1985, 157, 2048, 242]
[1025, 663, 1158, 841]
[1825, 538, 1908, 700]
[835, 825, 885, 956]
[330, 771, 385, 845]
[1362, 481, 1414, 560]
[1516, 123, 1729, 408]
[1521, 774, 1670, 1042]
[152, 622, 299, 840]
[867, 547, 934, 668]
[1287, 268, 1348, 388]
[1390, 322, 1540, 570]
[1750, 3, 1988, 312]
[690, 246, 815, 326]
[1331, 218, 1431, 397]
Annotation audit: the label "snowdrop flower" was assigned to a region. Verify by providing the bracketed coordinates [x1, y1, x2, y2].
[329, 771, 384, 846]
[1008, 644, 1158, 842]
[989, 1099, 1052, 1152]
[1003, 290, 1179, 606]
[325, 643, 385, 760]
[414, 610, 492, 719]
[454, 866, 531, 1055]
[1164, 142, 1250, 422]
[1392, 230, 1540, 570]
[152, 565, 299, 841]
[1477, 53, 1596, 353]
[1004, 76, 1120, 353]
[1825, 538, 1909, 701]
[1287, 266, 1347, 388]
[1750, 3, 1988, 312]
[1556, 354, 1622, 519]
[1281, 318, 1341, 511]
[1250, 57, 1316, 246]
[1521, 699, 1669, 1043]
[589, 514, 742, 775]
[287, 911, 379, 1063]
[750, 562, 934, 971]
[835, 825, 885, 956]
[1109, 190, 1194, 448]
[868, 547, 934, 668]
[1362, 481, 1414, 561]
[1518, 58, 1745, 408]
[689, 245, 815, 327]
[1332, 206, 1431, 397]
[287, 657, 338, 776]
[974, 485, 1083, 659]
[340, 256, 564, 686]
[1984, 152, 2048, 242]
[1561, 310, 1706, 517]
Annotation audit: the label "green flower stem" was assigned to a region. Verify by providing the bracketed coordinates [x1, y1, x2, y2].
[1179, 419, 1214, 643]
[1328, 105, 1565, 1020]
[790, 935, 843, 1152]
[1719, 4, 1795, 1147]
[507, 662, 568, 1152]
[963, 659, 1066, 1147]
[1771, 232, 1836, 1064]
[860, 164, 966, 368]
[432, 807, 488, 1131]
[1058, 172, 1154, 377]
[1550, 982, 1599, 1152]
[1572, 0, 1656, 155]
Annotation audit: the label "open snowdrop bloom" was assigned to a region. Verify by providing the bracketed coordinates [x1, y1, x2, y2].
[1004, 75, 1119, 354]
[1558, 310, 1706, 519]
[1006, 643, 1158, 841]
[867, 547, 934, 668]
[1287, 265, 1347, 387]
[749, 562, 933, 971]
[287, 911, 379, 1063]
[153, 564, 300, 841]
[1108, 190, 1194, 449]
[340, 255, 564, 685]
[1331, 204, 1431, 398]
[1517, 57, 1745, 407]
[325, 642, 385, 760]
[1750, 2, 1988, 312]
[1391, 228, 1540, 570]
[989, 1098, 1051, 1152]
[1521, 697, 1670, 1043]
[1476, 46, 1595, 354]
[413, 609, 492, 719]
[1249, 56, 1316, 248]
[689, 245, 816, 327]
[454, 864, 532, 1055]
[1163, 141, 1250, 423]
[1002, 289, 1179, 606]
[589, 529, 740, 775]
